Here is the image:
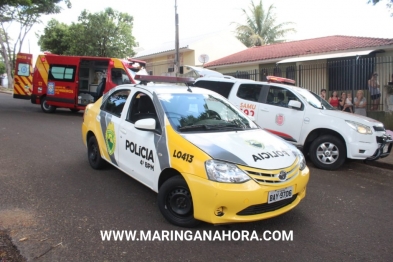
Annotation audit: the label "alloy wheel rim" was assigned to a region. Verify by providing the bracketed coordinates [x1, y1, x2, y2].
[316, 142, 339, 164]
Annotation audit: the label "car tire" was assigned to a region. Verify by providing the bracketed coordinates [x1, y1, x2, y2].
[309, 135, 346, 170]
[41, 96, 56, 113]
[87, 136, 106, 170]
[40, 97, 56, 113]
[158, 176, 201, 228]
[70, 109, 80, 113]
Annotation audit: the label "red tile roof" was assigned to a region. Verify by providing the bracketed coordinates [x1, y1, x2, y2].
[204, 35, 393, 67]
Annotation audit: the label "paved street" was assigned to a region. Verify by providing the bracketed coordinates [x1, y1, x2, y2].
[1, 92, 393, 262]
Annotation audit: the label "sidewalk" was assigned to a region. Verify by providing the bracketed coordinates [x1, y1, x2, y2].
[0, 86, 13, 94]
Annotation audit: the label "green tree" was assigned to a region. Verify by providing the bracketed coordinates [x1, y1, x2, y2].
[38, 8, 137, 58]
[37, 19, 71, 54]
[234, 0, 295, 47]
[368, 0, 393, 16]
[0, 61, 5, 75]
[0, 0, 71, 88]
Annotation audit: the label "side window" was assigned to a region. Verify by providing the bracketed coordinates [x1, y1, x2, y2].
[194, 80, 233, 98]
[17, 63, 30, 76]
[111, 68, 130, 85]
[49, 65, 76, 82]
[264, 86, 298, 108]
[101, 90, 130, 117]
[236, 84, 262, 102]
[126, 93, 160, 130]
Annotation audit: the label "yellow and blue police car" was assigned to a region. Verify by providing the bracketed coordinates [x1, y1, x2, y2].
[81, 75, 309, 227]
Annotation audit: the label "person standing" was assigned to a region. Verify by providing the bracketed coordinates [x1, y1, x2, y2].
[329, 91, 339, 109]
[320, 89, 327, 100]
[354, 90, 367, 116]
[345, 93, 353, 113]
[339, 92, 351, 113]
[368, 72, 381, 111]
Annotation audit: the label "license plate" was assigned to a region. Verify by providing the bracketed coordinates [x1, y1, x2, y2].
[268, 186, 293, 204]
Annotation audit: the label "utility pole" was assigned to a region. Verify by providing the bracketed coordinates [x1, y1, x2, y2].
[174, 0, 179, 76]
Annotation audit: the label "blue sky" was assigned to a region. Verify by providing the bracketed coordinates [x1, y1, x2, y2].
[10, 0, 393, 55]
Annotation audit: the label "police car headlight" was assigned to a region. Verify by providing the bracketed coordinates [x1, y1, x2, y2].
[293, 148, 306, 171]
[345, 120, 372, 134]
[205, 160, 250, 183]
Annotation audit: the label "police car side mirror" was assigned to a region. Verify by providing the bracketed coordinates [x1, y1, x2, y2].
[135, 118, 156, 131]
[288, 100, 302, 110]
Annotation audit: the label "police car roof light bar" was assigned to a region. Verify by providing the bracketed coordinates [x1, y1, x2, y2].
[135, 75, 195, 85]
[266, 75, 296, 86]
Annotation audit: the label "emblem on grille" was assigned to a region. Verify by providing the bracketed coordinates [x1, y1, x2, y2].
[245, 139, 264, 149]
[277, 170, 287, 181]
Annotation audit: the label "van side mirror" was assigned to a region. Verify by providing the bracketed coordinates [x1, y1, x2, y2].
[288, 100, 302, 109]
[179, 66, 184, 74]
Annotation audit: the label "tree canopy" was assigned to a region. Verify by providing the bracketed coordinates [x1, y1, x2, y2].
[0, 0, 71, 88]
[234, 0, 296, 47]
[368, 0, 393, 16]
[38, 8, 137, 58]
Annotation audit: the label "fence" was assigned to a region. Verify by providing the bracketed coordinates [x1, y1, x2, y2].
[225, 56, 393, 112]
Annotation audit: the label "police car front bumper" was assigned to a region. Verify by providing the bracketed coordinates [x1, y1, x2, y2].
[186, 167, 309, 225]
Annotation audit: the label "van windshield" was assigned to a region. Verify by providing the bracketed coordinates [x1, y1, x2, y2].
[127, 67, 148, 84]
[158, 93, 258, 132]
[295, 88, 330, 110]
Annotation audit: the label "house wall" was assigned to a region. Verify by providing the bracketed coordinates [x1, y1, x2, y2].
[183, 50, 195, 68]
[145, 51, 196, 76]
[215, 65, 258, 75]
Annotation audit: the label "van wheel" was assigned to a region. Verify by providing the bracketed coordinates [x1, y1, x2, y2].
[40, 97, 56, 113]
[158, 176, 201, 228]
[70, 109, 80, 113]
[88, 136, 106, 169]
[309, 135, 346, 170]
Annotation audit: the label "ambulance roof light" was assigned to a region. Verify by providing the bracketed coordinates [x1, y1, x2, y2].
[266, 75, 296, 85]
[135, 75, 195, 85]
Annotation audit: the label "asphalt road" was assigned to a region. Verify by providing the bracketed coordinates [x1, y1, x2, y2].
[1, 93, 393, 262]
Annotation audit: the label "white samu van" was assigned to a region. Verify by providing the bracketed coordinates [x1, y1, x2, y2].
[193, 74, 392, 170]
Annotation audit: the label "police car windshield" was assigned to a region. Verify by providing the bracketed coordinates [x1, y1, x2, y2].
[158, 93, 257, 132]
[295, 88, 324, 109]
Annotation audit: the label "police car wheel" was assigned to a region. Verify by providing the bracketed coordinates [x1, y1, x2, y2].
[158, 176, 201, 228]
[309, 135, 346, 170]
[88, 136, 106, 169]
[40, 97, 56, 113]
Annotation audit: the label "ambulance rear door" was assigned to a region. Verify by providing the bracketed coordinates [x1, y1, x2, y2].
[45, 56, 80, 108]
[13, 53, 33, 99]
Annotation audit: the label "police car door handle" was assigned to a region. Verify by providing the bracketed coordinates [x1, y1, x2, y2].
[120, 128, 127, 134]
[260, 107, 269, 112]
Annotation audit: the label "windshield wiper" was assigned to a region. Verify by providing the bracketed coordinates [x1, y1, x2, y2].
[178, 124, 213, 131]
[178, 123, 248, 131]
